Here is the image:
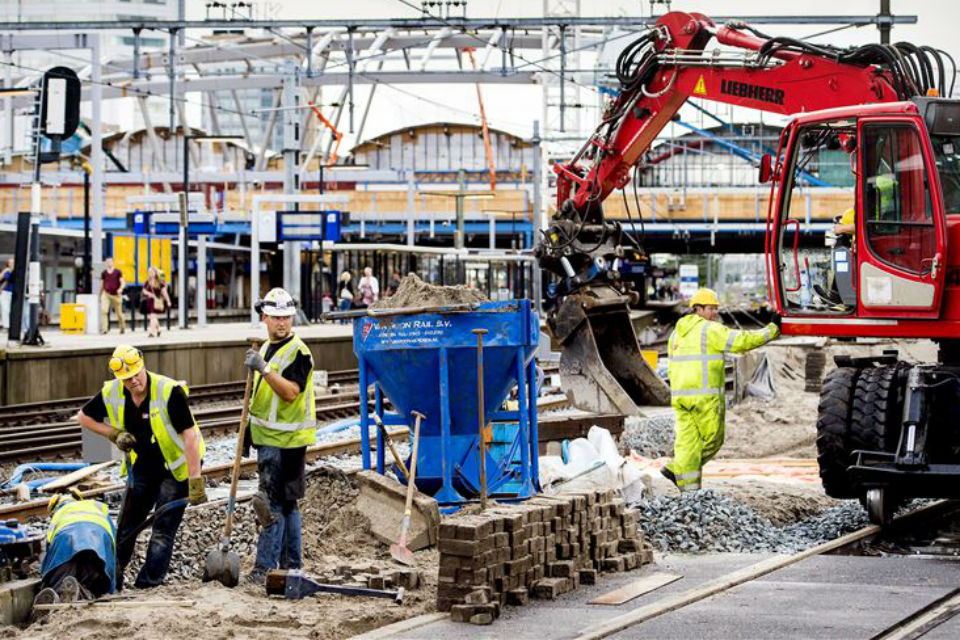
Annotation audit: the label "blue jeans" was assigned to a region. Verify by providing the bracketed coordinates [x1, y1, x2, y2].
[254, 445, 303, 572]
[115, 471, 187, 589]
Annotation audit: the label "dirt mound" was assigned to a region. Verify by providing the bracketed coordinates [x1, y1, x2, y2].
[372, 273, 487, 309]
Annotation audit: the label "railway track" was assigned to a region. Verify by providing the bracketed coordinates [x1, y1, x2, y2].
[0, 390, 374, 463]
[0, 368, 363, 427]
[571, 499, 960, 640]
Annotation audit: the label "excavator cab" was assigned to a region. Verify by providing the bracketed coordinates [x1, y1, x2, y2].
[767, 100, 953, 333]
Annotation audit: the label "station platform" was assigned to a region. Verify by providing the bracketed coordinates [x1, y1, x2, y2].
[0, 322, 355, 405]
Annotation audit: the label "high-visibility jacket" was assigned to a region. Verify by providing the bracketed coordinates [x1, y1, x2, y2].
[101, 373, 206, 482]
[667, 314, 779, 400]
[42, 499, 117, 594]
[47, 499, 114, 544]
[250, 334, 317, 449]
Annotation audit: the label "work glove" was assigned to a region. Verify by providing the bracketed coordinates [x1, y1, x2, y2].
[109, 431, 137, 452]
[244, 349, 269, 374]
[188, 476, 208, 506]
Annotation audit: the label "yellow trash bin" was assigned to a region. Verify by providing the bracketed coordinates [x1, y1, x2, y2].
[60, 303, 86, 334]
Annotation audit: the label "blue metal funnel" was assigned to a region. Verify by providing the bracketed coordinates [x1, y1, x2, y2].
[354, 300, 540, 505]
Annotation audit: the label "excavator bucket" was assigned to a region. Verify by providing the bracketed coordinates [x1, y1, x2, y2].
[549, 289, 671, 415]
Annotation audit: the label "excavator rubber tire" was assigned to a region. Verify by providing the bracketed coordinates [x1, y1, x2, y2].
[851, 364, 906, 522]
[815, 366, 861, 499]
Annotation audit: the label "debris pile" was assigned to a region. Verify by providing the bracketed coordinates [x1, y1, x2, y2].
[437, 489, 653, 625]
[372, 273, 487, 309]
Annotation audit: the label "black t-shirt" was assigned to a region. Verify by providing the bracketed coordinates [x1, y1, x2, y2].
[257, 335, 313, 393]
[82, 374, 195, 479]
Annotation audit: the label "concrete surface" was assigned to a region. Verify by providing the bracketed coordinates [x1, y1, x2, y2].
[387, 553, 960, 640]
[0, 578, 40, 626]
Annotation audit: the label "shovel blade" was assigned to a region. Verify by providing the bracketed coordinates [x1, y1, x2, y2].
[389, 543, 415, 566]
[203, 547, 241, 588]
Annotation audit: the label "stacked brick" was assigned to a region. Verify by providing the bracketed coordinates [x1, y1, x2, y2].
[436, 490, 652, 624]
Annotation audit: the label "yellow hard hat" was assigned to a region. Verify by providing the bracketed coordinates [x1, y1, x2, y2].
[108, 344, 144, 380]
[48, 493, 73, 514]
[689, 288, 720, 308]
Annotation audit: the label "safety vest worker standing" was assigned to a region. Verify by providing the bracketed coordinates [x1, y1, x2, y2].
[662, 289, 780, 492]
[244, 288, 316, 585]
[76, 345, 206, 589]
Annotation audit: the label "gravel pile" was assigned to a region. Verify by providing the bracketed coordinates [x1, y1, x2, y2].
[637, 490, 870, 554]
[123, 466, 365, 585]
[621, 411, 676, 458]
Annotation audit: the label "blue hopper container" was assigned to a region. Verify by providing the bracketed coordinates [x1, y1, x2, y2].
[354, 299, 540, 506]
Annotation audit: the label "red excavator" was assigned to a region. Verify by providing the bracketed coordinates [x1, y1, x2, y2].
[539, 11, 960, 523]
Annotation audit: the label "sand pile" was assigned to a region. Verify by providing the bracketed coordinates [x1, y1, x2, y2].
[372, 273, 487, 309]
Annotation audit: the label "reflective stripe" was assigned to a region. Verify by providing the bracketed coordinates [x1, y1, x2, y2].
[670, 354, 724, 363]
[762, 327, 772, 342]
[675, 471, 701, 481]
[671, 387, 724, 397]
[48, 501, 114, 543]
[249, 415, 317, 432]
[152, 376, 186, 452]
[700, 323, 710, 389]
[679, 483, 701, 492]
[724, 331, 740, 352]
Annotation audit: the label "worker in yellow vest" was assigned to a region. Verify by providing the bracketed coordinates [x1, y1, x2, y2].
[662, 289, 780, 492]
[76, 345, 206, 589]
[243, 288, 316, 585]
[33, 495, 116, 610]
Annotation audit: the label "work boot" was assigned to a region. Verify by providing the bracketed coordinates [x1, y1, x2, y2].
[57, 576, 80, 603]
[660, 466, 678, 488]
[31, 587, 59, 620]
[251, 491, 279, 528]
[245, 568, 267, 586]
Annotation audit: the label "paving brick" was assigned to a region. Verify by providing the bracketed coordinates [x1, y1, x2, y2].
[439, 538, 481, 557]
[531, 577, 567, 600]
[579, 569, 597, 585]
[506, 587, 530, 606]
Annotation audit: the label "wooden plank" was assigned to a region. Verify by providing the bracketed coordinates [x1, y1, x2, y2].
[39, 461, 117, 492]
[589, 572, 682, 605]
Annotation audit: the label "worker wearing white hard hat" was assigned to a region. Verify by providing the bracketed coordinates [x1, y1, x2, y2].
[244, 288, 317, 585]
[662, 289, 781, 492]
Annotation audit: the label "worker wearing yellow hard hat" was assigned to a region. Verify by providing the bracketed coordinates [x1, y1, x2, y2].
[662, 289, 781, 492]
[74, 344, 206, 590]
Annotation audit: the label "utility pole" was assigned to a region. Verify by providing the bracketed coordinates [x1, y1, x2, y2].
[532, 120, 543, 313]
[879, 0, 892, 44]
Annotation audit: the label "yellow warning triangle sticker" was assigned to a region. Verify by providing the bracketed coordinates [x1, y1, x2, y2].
[693, 75, 707, 96]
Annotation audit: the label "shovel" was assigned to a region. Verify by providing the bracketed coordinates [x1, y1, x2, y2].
[203, 338, 260, 587]
[390, 411, 424, 566]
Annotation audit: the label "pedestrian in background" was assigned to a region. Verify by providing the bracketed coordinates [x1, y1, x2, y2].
[386, 270, 402, 297]
[357, 266, 379, 307]
[338, 271, 354, 312]
[143, 267, 171, 338]
[100, 257, 126, 334]
[0, 258, 13, 329]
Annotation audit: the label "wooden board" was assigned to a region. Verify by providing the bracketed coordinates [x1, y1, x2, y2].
[589, 572, 682, 605]
[40, 461, 117, 493]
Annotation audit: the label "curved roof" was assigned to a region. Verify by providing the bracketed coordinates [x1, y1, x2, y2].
[351, 121, 530, 153]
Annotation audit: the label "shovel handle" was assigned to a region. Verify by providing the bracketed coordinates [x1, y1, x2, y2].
[397, 412, 424, 544]
[224, 338, 261, 538]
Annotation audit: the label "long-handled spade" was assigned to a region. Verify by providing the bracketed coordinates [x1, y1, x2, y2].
[390, 411, 424, 566]
[203, 338, 261, 587]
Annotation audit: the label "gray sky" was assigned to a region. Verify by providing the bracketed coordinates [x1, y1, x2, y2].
[182, 1, 959, 144]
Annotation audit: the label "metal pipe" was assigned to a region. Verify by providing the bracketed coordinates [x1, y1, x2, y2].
[472, 328, 489, 510]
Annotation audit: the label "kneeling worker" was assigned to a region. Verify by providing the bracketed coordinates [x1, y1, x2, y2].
[244, 288, 316, 584]
[76, 345, 207, 589]
[662, 288, 780, 492]
[34, 494, 116, 606]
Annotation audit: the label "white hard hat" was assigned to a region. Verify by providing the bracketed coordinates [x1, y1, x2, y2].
[256, 287, 297, 317]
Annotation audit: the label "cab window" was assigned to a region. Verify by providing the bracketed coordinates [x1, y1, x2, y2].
[862, 124, 935, 274]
